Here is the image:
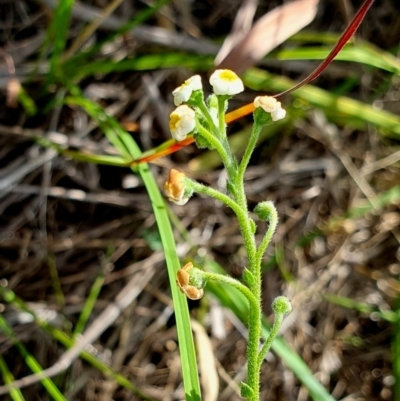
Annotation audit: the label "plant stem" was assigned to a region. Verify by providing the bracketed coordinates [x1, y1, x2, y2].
[257, 313, 284, 370]
[201, 272, 258, 312]
[195, 123, 232, 169]
[255, 203, 278, 265]
[237, 122, 263, 184]
[189, 181, 257, 276]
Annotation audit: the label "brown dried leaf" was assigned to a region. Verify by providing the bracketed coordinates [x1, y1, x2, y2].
[216, 0, 320, 74]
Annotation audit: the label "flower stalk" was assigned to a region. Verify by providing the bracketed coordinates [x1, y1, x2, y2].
[165, 72, 291, 401]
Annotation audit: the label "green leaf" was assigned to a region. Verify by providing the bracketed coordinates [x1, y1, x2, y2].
[65, 95, 202, 401]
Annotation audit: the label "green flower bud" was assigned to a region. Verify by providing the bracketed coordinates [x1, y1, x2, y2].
[272, 296, 292, 316]
[242, 268, 255, 286]
[254, 201, 277, 222]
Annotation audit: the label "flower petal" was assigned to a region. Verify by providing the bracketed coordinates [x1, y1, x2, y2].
[172, 75, 203, 106]
[169, 105, 196, 141]
[209, 69, 244, 96]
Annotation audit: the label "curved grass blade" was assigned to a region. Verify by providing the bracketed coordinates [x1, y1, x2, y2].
[243, 67, 400, 139]
[64, 95, 202, 401]
[276, 43, 400, 75]
[274, 0, 375, 99]
[46, 0, 75, 84]
[0, 285, 157, 401]
[0, 315, 67, 400]
[0, 355, 25, 401]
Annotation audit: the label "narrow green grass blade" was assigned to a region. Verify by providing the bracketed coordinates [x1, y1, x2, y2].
[0, 315, 67, 401]
[322, 293, 397, 322]
[243, 67, 400, 139]
[0, 285, 157, 401]
[63, 0, 170, 70]
[73, 262, 107, 336]
[69, 53, 214, 81]
[392, 301, 400, 400]
[276, 43, 400, 75]
[47, 0, 75, 83]
[204, 260, 335, 401]
[47, 254, 65, 310]
[0, 355, 25, 401]
[34, 135, 129, 166]
[64, 96, 202, 401]
[18, 86, 38, 116]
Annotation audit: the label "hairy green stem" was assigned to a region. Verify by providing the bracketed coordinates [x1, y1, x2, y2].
[255, 203, 278, 265]
[201, 272, 258, 312]
[195, 123, 231, 168]
[257, 313, 284, 370]
[197, 101, 219, 137]
[237, 122, 263, 184]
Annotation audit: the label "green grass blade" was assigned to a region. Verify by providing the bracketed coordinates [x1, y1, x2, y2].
[392, 301, 400, 400]
[204, 260, 335, 401]
[63, 0, 170, 70]
[0, 285, 157, 401]
[276, 43, 400, 75]
[64, 95, 202, 401]
[243, 67, 400, 139]
[0, 355, 25, 401]
[0, 315, 67, 401]
[47, 0, 75, 83]
[322, 293, 397, 323]
[69, 53, 214, 81]
[73, 262, 107, 337]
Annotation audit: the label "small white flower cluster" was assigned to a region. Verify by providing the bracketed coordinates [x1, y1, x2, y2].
[253, 96, 286, 122]
[169, 69, 244, 142]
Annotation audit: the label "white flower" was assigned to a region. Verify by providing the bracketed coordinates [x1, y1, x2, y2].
[169, 105, 196, 141]
[254, 96, 286, 121]
[271, 106, 286, 121]
[209, 69, 244, 96]
[164, 169, 189, 205]
[172, 75, 202, 106]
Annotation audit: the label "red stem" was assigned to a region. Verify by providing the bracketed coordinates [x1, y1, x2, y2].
[274, 0, 375, 99]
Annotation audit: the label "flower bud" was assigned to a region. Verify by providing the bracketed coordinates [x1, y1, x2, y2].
[254, 201, 277, 222]
[272, 296, 292, 316]
[176, 262, 205, 301]
[164, 169, 190, 205]
[209, 69, 244, 96]
[169, 105, 196, 141]
[254, 96, 286, 122]
[172, 75, 203, 106]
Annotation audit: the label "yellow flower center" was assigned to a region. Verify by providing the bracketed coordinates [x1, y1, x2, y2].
[169, 114, 181, 131]
[220, 70, 238, 82]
